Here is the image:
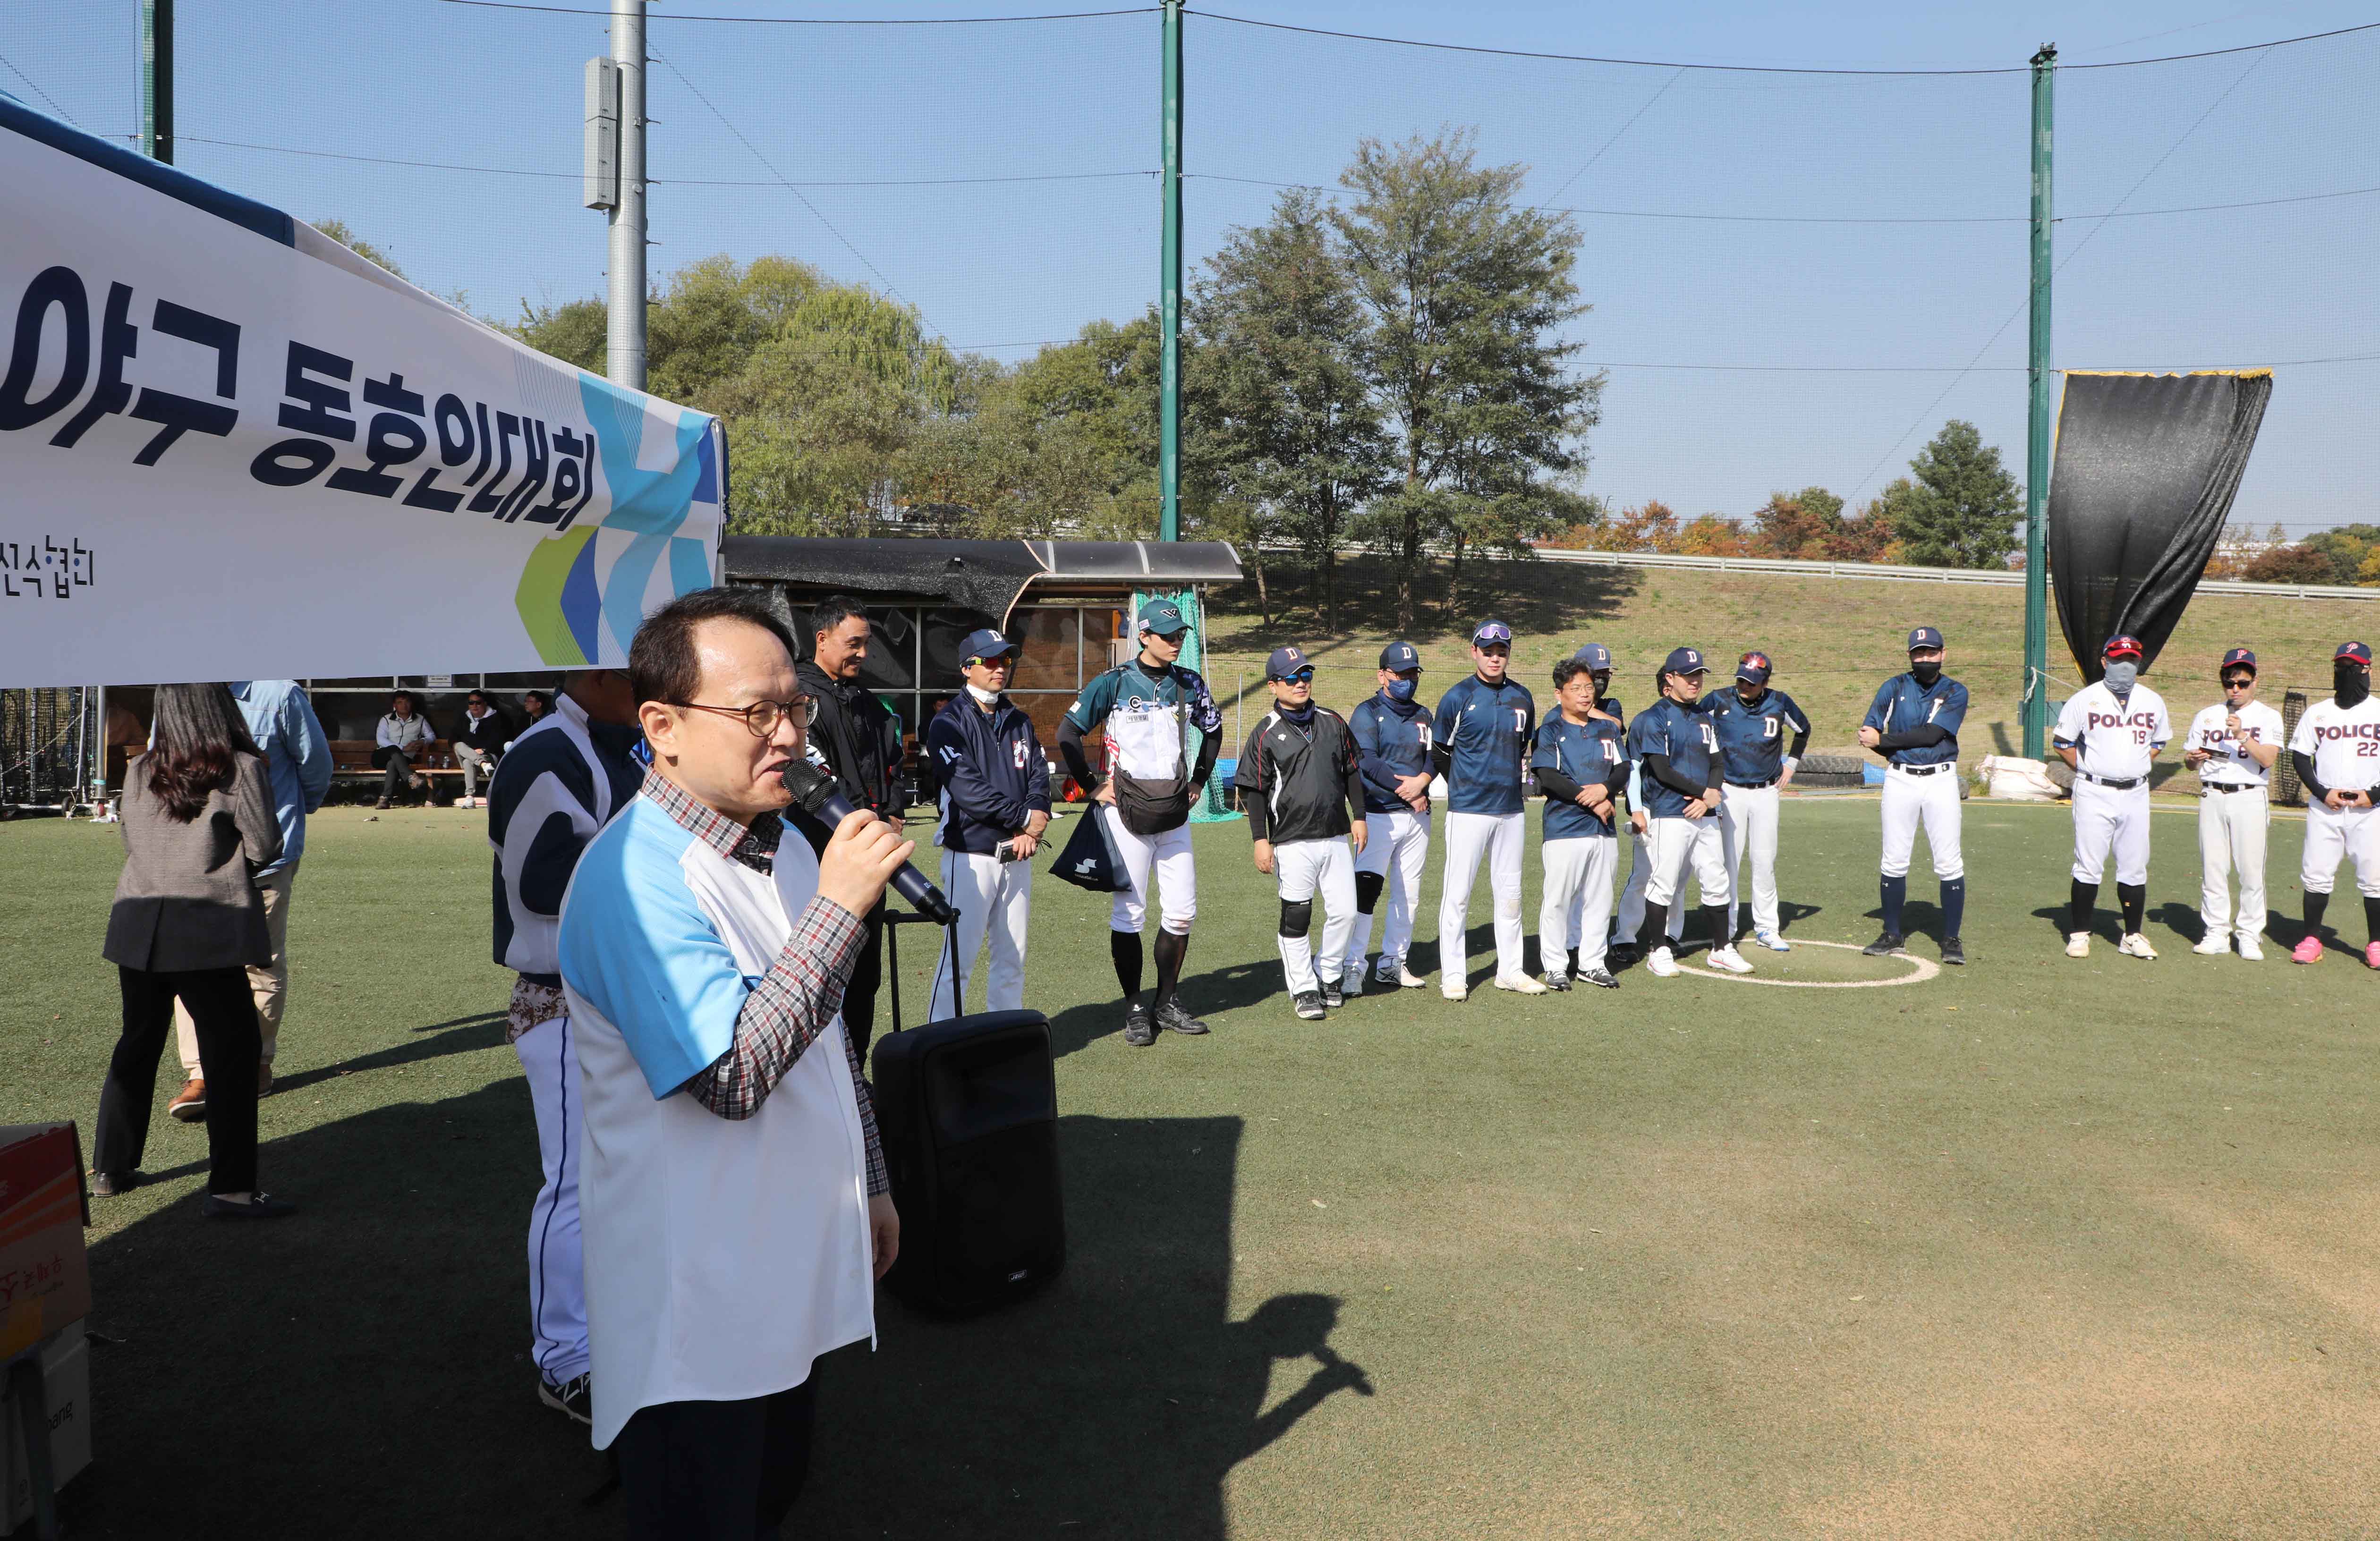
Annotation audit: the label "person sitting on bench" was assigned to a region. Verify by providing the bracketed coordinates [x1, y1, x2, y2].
[373, 691, 436, 809]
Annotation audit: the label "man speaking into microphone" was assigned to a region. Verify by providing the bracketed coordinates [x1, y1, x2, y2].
[558, 587, 908, 1539]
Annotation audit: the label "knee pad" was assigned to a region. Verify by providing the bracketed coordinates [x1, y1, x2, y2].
[1354, 871, 1385, 914]
[1279, 899, 1314, 939]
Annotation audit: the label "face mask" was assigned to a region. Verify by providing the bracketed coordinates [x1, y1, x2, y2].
[965, 683, 1002, 706]
[2102, 661, 2138, 694]
[1386, 678, 1418, 703]
[2338, 664, 2371, 709]
[1910, 660, 1941, 686]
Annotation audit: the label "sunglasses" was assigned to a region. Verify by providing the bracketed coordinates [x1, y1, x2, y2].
[1472, 624, 1513, 645]
[1277, 667, 1316, 685]
[2222, 676, 2255, 689]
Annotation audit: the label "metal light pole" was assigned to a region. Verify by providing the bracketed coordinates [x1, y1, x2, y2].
[1157, 0, 1183, 543]
[2023, 43, 2056, 759]
[139, 0, 173, 163]
[608, 0, 648, 389]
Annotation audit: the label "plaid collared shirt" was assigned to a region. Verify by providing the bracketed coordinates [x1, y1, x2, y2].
[639, 770, 887, 1196]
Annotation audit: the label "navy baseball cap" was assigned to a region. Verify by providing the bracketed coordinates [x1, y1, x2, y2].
[2220, 647, 2257, 675]
[1136, 598, 1189, 638]
[1471, 619, 1513, 647]
[1379, 641, 1423, 672]
[1660, 646, 1708, 676]
[2102, 633, 2145, 660]
[2338, 641, 2373, 666]
[1266, 645, 1314, 681]
[1572, 641, 1614, 672]
[959, 627, 1019, 663]
[1736, 650, 1773, 685]
[1906, 626, 1945, 652]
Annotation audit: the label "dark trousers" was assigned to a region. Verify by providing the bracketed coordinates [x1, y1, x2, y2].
[371, 744, 417, 802]
[614, 1379, 816, 1540]
[97, 965, 261, 1194]
[842, 898, 886, 1068]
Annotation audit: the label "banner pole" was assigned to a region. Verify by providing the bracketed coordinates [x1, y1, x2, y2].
[1158, 0, 1182, 545]
[138, 0, 172, 163]
[608, 0, 648, 389]
[2023, 44, 2056, 759]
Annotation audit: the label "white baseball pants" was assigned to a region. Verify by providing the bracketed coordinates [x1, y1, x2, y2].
[1540, 836, 1618, 974]
[2197, 787, 2269, 941]
[2302, 801, 2380, 897]
[1607, 824, 1681, 945]
[1880, 766, 1964, 880]
[1346, 809, 1430, 975]
[1643, 814, 1732, 911]
[515, 1014, 589, 1386]
[1721, 781, 1783, 937]
[2071, 778, 2151, 885]
[1439, 810, 1528, 983]
[929, 848, 1034, 1020]
[1104, 805, 1196, 935]
[1274, 837, 1357, 995]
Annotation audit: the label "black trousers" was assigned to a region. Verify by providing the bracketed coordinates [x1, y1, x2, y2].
[96, 965, 260, 1194]
[371, 744, 416, 802]
[614, 1379, 817, 1540]
[841, 898, 886, 1068]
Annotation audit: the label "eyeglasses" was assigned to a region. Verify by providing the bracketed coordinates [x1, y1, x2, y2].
[673, 696, 819, 736]
[1277, 667, 1316, 685]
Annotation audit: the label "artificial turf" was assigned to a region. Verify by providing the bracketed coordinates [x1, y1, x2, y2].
[4, 794, 2374, 1538]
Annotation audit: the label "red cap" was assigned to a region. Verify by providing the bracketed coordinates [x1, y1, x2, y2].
[2102, 634, 2144, 661]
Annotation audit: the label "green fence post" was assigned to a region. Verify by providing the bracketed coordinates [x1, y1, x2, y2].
[139, 0, 174, 163]
[1159, 0, 1183, 545]
[2023, 43, 2056, 758]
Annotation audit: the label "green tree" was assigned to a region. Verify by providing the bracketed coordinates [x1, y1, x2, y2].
[1190, 188, 1386, 631]
[512, 297, 605, 373]
[1329, 129, 1602, 630]
[1894, 421, 2022, 569]
[312, 218, 404, 280]
[2300, 523, 2380, 585]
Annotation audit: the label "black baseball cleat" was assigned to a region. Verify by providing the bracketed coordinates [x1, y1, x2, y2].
[1578, 965, 1620, 990]
[1321, 982, 1345, 1009]
[1862, 932, 1906, 957]
[1607, 943, 1640, 966]
[1540, 971, 1573, 992]
[1940, 936, 1966, 965]
[1122, 1003, 1157, 1047]
[1155, 999, 1209, 1036]
[1292, 991, 1327, 1021]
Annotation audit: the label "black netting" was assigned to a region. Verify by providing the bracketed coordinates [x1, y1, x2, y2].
[2046, 370, 2272, 683]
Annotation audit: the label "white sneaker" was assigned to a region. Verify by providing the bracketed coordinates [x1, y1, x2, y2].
[1753, 929, 1792, 952]
[1397, 965, 1427, 989]
[2119, 932, 2159, 960]
[1646, 947, 1680, 978]
[2237, 938, 2265, 961]
[1441, 982, 1469, 1002]
[453, 797, 473, 808]
[2192, 933, 2230, 956]
[1495, 974, 1549, 995]
[1706, 945, 1754, 975]
[2065, 932, 2091, 958]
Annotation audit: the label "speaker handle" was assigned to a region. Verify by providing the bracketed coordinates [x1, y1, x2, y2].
[881, 906, 963, 1034]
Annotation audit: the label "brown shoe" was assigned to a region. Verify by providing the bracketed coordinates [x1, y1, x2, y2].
[257, 1063, 274, 1098]
[168, 1077, 207, 1123]
[375, 797, 391, 810]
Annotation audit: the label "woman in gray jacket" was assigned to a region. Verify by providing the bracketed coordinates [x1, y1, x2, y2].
[94, 684, 296, 1217]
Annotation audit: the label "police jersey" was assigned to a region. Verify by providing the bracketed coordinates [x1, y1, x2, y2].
[2288, 695, 2380, 793]
[1432, 675, 1537, 816]
[1349, 693, 1434, 816]
[2054, 682, 2172, 783]
[2185, 700, 2285, 789]
[1532, 713, 1629, 839]
[1862, 673, 1969, 768]
[1707, 687, 1810, 786]
[1063, 662, 1223, 780]
[1626, 698, 1718, 819]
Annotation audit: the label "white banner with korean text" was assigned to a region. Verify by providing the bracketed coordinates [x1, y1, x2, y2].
[0, 97, 723, 687]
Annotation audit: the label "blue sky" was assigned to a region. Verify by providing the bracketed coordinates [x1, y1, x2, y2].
[7, 0, 2375, 532]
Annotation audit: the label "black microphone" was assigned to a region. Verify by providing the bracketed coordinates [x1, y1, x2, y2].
[780, 759, 956, 925]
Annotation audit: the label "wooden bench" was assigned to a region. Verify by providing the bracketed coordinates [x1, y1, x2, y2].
[329, 739, 472, 802]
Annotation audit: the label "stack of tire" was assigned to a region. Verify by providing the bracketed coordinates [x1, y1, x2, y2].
[1792, 754, 1868, 791]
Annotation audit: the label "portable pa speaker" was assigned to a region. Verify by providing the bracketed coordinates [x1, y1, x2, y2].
[870, 1009, 1065, 1315]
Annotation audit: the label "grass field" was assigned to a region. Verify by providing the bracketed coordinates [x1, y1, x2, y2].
[1198, 554, 2378, 768]
[6, 794, 2377, 1539]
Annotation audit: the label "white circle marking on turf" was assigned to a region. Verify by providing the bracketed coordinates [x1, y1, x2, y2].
[1684, 939, 1940, 989]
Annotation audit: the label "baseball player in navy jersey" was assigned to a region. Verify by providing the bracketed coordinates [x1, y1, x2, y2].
[1343, 642, 1434, 990]
[1706, 650, 1810, 951]
[1236, 646, 1369, 1018]
[1628, 647, 1752, 978]
[2183, 647, 2282, 959]
[925, 629, 1052, 1019]
[2287, 641, 2380, 966]
[1533, 656, 1630, 990]
[1556, 643, 1674, 970]
[1431, 620, 1546, 999]
[2054, 634, 2173, 959]
[1858, 627, 1968, 963]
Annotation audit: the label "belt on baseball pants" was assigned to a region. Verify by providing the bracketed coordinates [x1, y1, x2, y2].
[2202, 782, 2263, 795]
[1892, 763, 1952, 777]
[1726, 777, 1779, 790]
[2079, 771, 2144, 790]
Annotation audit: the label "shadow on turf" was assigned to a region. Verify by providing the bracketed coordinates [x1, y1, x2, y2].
[77, 1101, 1369, 1539]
